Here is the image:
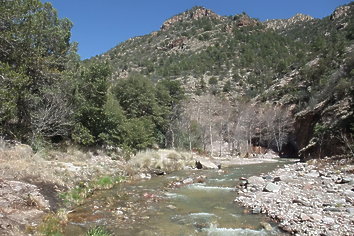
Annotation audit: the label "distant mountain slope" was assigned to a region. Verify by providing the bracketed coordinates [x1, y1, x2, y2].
[90, 3, 354, 159]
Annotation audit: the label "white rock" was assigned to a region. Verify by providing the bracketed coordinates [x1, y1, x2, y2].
[182, 178, 193, 184]
[263, 183, 281, 193]
[197, 159, 218, 169]
[322, 217, 335, 225]
[248, 176, 265, 186]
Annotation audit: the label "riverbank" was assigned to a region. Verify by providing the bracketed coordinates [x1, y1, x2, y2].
[0, 142, 284, 235]
[0, 143, 126, 235]
[235, 157, 354, 235]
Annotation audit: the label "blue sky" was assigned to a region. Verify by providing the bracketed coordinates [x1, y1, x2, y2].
[43, 0, 352, 59]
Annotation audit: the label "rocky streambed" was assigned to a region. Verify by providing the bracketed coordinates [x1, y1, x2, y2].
[64, 159, 292, 235]
[235, 159, 354, 236]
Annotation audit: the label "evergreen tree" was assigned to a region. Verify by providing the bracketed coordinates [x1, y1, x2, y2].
[73, 62, 111, 145]
[0, 0, 77, 141]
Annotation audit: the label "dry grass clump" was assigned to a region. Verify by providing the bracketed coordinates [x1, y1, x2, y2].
[128, 149, 195, 173]
[0, 143, 125, 188]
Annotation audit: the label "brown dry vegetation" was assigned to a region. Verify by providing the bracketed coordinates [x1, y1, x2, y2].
[127, 149, 196, 174]
[0, 143, 126, 189]
[0, 141, 126, 235]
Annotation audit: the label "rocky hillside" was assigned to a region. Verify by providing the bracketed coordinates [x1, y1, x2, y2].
[90, 3, 354, 159]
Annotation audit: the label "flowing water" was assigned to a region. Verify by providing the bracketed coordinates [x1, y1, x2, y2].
[64, 160, 291, 235]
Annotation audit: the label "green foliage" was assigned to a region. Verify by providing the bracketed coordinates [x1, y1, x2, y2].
[222, 80, 232, 93]
[0, 63, 29, 127]
[0, 0, 78, 141]
[112, 75, 185, 149]
[72, 123, 95, 145]
[99, 93, 126, 145]
[30, 135, 51, 153]
[86, 227, 111, 236]
[155, 79, 185, 137]
[196, 78, 207, 95]
[60, 175, 125, 206]
[156, 79, 185, 108]
[74, 62, 113, 145]
[209, 77, 218, 85]
[114, 74, 158, 119]
[95, 176, 124, 189]
[314, 123, 329, 138]
[122, 118, 156, 151]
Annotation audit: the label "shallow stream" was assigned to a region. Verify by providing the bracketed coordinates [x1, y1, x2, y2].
[64, 160, 291, 235]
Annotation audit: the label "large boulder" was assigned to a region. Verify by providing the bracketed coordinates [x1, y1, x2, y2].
[263, 182, 281, 193]
[195, 159, 218, 169]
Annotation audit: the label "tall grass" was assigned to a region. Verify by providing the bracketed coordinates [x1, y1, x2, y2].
[128, 149, 194, 173]
[86, 226, 111, 236]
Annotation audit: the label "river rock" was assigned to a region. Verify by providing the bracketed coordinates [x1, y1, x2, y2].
[346, 207, 354, 215]
[252, 207, 261, 214]
[151, 169, 166, 176]
[322, 217, 335, 225]
[273, 176, 281, 182]
[263, 183, 281, 193]
[260, 221, 273, 231]
[310, 213, 322, 221]
[139, 173, 152, 180]
[344, 189, 354, 197]
[300, 213, 311, 221]
[323, 207, 341, 212]
[197, 159, 218, 169]
[239, 179, 248, 187]
[338, 177, 353, 184]
[27, 193, 50, 210]
[248, 176, 265, 186]
[305, 171, 320, 178]
[182, 178, 194, 185]
[262, 175, 273, 181]
[166, 205, 177, 210]
[195, 175, 207, 183]
[277, 174, 294, 183]
[302, 183, 313, 190]
[334, 198, 346, 205]
[292, 199, 309, 206]
[195, 161, 203, 169]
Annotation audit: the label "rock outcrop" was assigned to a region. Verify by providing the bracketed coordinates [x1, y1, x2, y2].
[161, 6, 224, 31]
[330, 5, 352, 20]
[265, 13, 314, 30]
[234, 14, 258, 27]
